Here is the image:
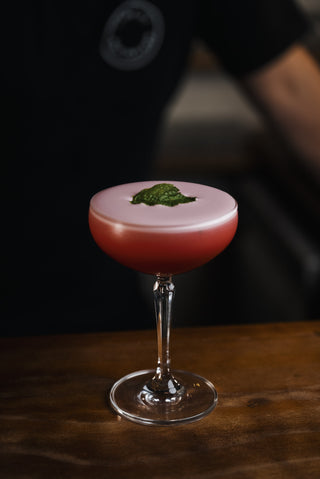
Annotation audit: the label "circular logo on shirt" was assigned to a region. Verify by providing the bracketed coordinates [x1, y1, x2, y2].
[100, 0, 165, 71]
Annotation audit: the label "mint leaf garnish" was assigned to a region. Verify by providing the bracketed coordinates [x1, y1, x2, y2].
[131, 183, 196, 207]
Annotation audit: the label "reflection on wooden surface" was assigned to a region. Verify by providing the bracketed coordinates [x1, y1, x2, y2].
[1, 321, 320, 478]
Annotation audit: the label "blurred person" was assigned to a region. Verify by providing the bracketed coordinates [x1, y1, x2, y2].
[2, 0, 320, 335]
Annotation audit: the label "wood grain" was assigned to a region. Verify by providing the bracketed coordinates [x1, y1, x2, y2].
[1, 321, 320, 478]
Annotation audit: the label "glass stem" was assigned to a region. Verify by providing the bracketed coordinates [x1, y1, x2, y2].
[148, 275, 182, 394]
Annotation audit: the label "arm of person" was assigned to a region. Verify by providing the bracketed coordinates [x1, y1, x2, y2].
[241, 45, 320, 179]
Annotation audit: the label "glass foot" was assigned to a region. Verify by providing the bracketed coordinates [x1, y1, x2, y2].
[109, 369, 218, 426]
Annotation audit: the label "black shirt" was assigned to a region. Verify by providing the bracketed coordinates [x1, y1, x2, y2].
[198, 0, 310, 76]
[2, 0, 310, 335]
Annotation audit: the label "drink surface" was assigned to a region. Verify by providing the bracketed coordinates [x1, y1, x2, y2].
[90, 181, 237, 231]
[89, 181, 238, 275]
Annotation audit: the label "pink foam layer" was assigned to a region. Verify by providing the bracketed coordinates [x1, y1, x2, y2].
[90, 181, 237, 231]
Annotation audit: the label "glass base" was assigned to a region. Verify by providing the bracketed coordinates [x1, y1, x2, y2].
[109, 369, 218, 426]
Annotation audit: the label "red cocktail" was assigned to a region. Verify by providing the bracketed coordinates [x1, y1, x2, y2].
[89, 181, 238, 275]
[89, 181, 238, 425]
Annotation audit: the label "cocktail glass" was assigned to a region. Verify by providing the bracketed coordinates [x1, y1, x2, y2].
[89, 181, 238, 425]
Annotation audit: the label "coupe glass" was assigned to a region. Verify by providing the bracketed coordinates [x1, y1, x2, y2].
[89, 181, 238, 425]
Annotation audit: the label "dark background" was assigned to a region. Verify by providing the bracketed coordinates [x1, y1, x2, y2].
[1, 1, 320, 336]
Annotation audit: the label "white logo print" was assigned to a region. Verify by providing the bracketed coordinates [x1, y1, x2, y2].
[100, 0, 165, 71]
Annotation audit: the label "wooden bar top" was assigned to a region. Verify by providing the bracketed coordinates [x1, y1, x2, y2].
[1, 321, 320, 478]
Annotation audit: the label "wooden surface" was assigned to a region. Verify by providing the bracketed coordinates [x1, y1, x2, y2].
[1, 321, 320, 478]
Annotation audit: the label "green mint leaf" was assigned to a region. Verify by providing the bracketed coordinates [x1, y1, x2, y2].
[131, 183, 196, 207]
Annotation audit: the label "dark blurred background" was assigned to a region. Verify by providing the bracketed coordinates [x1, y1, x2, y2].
[1, 0, 320, 335]
[149, 0, 320, 327]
